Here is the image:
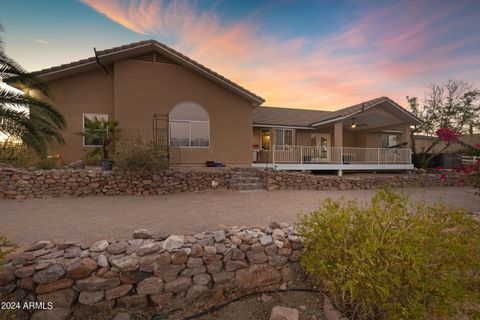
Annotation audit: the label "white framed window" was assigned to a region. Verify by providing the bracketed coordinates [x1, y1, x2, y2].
[275, 129, 294, 146]
[83, 113, 108, 147]
[380, 134, 398, 148]
[169, 102, 210, 148]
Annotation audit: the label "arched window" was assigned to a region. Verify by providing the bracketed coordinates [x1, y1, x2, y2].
[169, 102, 210, 147]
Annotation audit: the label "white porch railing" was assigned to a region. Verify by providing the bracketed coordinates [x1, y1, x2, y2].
[272, 146, 412, 164]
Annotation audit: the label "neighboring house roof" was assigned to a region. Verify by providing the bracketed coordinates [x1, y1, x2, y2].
[254, 97, 422, 128]
[253, 106, 330, 128]
[24, 40, 265, 106]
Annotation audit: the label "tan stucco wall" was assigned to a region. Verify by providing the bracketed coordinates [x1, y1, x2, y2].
[295, 129, 311, 146]
[42, 59, 253, 166]
[43, 67, 115, 162]
[113, 59, 253, 166]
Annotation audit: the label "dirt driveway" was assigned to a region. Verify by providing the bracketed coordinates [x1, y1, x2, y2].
[0, 187, 478, 244]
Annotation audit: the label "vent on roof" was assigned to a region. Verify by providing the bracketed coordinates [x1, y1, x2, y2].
[130, 52, 178, 65]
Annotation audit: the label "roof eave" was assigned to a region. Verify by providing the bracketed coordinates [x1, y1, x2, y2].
[310, 99, 423, 127]
[24, 41, 265, 106]
[252, 123, 314, 129]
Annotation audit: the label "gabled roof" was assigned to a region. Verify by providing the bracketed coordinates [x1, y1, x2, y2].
[310, 97, 422, 126]
[253, 106, 330, 128]
[28, 40, 265, 105]
[253, 97, 422, 128]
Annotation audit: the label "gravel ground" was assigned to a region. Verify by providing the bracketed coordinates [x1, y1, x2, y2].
[0, 187, 478, 244]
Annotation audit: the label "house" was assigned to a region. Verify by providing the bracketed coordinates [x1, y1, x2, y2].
[413, 134, 480, 154]
[252, 97, 421, 174]
[12, 40, 421, 174]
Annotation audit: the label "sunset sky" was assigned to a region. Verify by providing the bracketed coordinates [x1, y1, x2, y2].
[1, 0, 479, 110]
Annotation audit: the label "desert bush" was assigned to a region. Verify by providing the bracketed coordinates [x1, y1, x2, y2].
[116, 137, 168, 174]
[0, 140, 32, 167]
[81, 147, 103, 165]
[35, 157, 60, 170]
[297, 189, 480, 319]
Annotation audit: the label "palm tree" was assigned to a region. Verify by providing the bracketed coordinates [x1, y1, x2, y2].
[0, 26, 65, 157]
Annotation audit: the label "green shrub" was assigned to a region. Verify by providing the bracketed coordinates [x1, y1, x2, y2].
[0, 141, 32, 167]
[35, 157, 60, 170]
[81, 147, 103, 166]
[297, 189, 480, 319]
[115, 137, 169, 174]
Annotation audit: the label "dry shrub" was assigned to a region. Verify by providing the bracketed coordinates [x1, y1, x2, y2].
[116, 137, 169, 174]
[298, 189, 480, 319]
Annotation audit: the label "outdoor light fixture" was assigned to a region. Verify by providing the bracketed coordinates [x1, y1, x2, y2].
[351, 118, 357, 128]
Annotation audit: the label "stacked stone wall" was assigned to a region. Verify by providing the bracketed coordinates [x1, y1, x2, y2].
[0, 224, 305, 319]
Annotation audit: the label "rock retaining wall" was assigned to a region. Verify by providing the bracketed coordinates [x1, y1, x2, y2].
[0, 224, 305, 320]
[264, 170, 472, 191]
[0, 165, 472, 199]
[0, 166, 233, 199]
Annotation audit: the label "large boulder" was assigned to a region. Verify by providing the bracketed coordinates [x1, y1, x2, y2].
[68, 160, 85, 169]
[269, 306, 299, 320]
[66, 257, 97, 279]
[235, 263, 281, 289]
[32, 264, 65, 284]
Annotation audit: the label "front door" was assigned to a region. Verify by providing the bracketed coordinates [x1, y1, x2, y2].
[311, 133, 331, 162]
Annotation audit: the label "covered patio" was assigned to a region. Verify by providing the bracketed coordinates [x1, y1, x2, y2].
[252, 97, 420, 175]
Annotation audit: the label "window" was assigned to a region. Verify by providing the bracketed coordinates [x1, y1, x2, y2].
[169, 102, 210, 147]
[261, 130, 271, 150]
[83, 113, 108, 146]
[380, 134, 398, 148]
[275, 129, 293, 146]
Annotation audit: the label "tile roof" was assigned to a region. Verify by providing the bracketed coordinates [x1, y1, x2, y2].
[253, 106, 331, 127]
[308, 96, 416, 125]
[254, 97, 422, 127]
[30, 40, 264, 104]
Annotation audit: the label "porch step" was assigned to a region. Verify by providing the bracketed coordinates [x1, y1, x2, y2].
[235, 183, 265, 191]
[232, 176, 262, 183]
[230, 169, 265, 191]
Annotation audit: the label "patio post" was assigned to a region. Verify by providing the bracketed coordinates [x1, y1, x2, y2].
[273, 145, 275, 165]
[334, 121, 343, 148]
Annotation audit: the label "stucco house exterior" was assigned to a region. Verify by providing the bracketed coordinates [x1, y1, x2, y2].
[14, 40, 422, 174]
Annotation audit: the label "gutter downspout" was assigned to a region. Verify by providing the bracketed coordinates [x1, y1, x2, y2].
[94, 48, 109, 75]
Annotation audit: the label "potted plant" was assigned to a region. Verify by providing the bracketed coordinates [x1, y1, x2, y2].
[82, 117, 119, 170]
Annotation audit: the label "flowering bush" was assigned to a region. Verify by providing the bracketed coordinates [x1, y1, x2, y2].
[435, 127, 461, 143]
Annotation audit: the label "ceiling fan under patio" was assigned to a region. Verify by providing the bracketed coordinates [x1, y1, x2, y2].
[350, 117, 368, 128]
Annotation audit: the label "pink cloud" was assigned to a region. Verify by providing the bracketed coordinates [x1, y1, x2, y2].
[81, 0, 479, 110]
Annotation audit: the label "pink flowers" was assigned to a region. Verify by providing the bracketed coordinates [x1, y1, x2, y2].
[436, 128, 461, 143]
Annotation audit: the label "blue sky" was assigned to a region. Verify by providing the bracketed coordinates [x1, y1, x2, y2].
[1, 0, 479, 109]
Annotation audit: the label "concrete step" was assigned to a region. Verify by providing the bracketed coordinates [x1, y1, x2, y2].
[235, 183, 265, 190]
[232, 176, 262, 183]
[232, 173, 261, 178]
[231, 170, 265, 190]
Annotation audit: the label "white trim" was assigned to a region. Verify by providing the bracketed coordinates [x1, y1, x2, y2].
[252, 163, 414, 171]
[253, 124, 314, 130]
[310, 100, 422, 127]
[82, 113, 108, 147]
[275, 128, 294, 146]
[169, 102, 210, 148]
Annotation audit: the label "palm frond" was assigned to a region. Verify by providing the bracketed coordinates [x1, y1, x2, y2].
[0, 89, 65, 157]
[0, 52, 51, 97]
[0, 90, 65, 128]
